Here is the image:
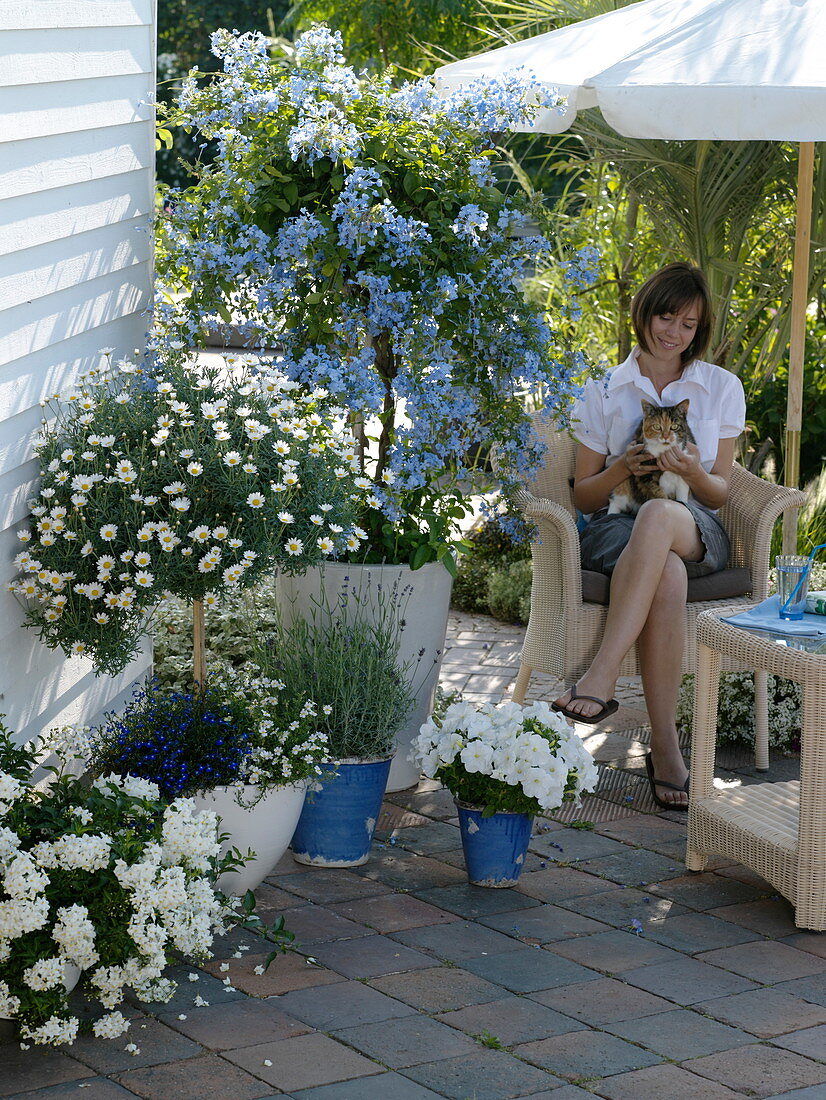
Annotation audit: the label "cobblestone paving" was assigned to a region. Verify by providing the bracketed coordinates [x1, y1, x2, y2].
[2, 612, 821, 1099]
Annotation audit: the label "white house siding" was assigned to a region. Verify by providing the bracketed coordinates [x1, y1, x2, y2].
[0, 1, 156, 743]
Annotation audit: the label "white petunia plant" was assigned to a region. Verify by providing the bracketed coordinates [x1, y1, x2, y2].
[10, 347, 372, 676]
[0, 718, 291, 1047]
[412, 700, 598, 817]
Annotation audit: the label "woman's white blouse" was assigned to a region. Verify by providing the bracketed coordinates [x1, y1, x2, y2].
[572, 349, 746, 473]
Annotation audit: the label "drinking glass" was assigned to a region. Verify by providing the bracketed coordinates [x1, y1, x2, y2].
[776, 555, 811, 619]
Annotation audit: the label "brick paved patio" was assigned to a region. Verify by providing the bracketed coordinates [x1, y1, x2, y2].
[2, 611, 823, 1099]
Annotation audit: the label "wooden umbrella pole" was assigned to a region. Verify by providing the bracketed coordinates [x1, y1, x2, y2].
[782, 140, 815, 553]
[192, 598, 206, 690]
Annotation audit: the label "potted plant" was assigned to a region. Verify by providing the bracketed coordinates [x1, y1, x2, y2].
[0, 718, 291, 1047]
[254, 593, 416, 867]
[11, 347, 370, 680]
[155, 25, 588, 786]
[412, 700, 599, 887]
[89, 670, 330, 894]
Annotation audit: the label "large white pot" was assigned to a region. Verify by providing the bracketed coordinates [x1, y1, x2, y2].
[277, 562, 453, 791]
[194, 781, 307, 895]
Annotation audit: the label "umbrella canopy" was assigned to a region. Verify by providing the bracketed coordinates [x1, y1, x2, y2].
[436, 0, 825, 518]
[436, 0, 826, 140]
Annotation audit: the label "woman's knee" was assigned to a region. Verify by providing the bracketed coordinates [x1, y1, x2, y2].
[633, 499, 687, 533]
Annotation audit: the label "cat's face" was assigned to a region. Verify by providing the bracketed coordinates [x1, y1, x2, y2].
[640, 400, 690, 456]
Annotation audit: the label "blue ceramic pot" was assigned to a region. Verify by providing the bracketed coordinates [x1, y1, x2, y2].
[456, 802, 533, 887]
[290, 756, 391, 867]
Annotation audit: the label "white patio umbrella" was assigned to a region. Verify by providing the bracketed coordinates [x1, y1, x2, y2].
[436, 0, 825, 523]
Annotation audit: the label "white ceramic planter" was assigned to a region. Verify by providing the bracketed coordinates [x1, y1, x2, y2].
[194, 781, 307, 895]
[0, 963, 81, 1021]
[277, 561, 453, 791]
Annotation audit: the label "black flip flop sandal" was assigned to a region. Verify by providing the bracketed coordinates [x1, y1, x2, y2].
[551, 685, 619, 725]
[644, 751, 690, 811]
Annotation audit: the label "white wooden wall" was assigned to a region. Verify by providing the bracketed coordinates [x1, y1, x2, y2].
[0, 1, 156, 743]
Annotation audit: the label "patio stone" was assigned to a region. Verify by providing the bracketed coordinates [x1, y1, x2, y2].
[578, 849, 686, 887]
[199, 924, 271, 961]
[368, 966, 509, 1013]
[764, 1089, 826, 1099]
[697, 987, 826, 1038]
[560, 885, 685, 927]
[770, 1022, 826, 1060]
[773, 974, 826, 1007]
[159, 997, 312, 1050]
[330, 1014, 477, 1067]
[435, 994, 586, 1045]
[328, 891, 460, 932]
[589, 1063, 743, 1099]
[696, 940, 826, 983]
[223, 1033, 382, 1092]
[0, 1045, 92, 1095]
[135, 966, 246, 1015]
[547, 928, 683, 973]
[622, 956, 757, 1004]
[203, 950, 345, 997]
[514, 865, 616, 903]
[708, 897, 801, 937]
[391, 918, 526, 961]
[274, 979, 416, 1030]
[112, 1053, 274, 1099]
[596, 816, 688, 860]
[683, 1044, 826, 1097]
[377, 820, 463, 855]
[249, 881, 301, 913]
[68, 1016, 201, 1073]
[515, 1029, 662, 1080]
[306, 932, 439, 979]
[529, 828, 629, 862]
[644, 911, 758, 953]
[462, 947, 600, 993]
[604, 1007, 753, 1059]
[529, 976, 675, 1024]
[385, 783, 456, 820]
[413, 882, 542, 919]
[647, 871, 769, 910]
[273, 904, 372, 945]
[400, 1047, 563, 1099]
[354, 849, 467, 891]
[292, 1072, 445, 1098]
[479, 902, 611, 944]
[782, 931, 826, 959]
[277, 866, 389, 904]
[4, 1082, 138, 1100]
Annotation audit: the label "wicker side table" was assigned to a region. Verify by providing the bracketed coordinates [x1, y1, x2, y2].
[687, 608, 826, 930]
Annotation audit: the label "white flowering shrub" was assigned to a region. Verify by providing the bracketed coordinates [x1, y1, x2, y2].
[412, 700, 598, 817]
[0, 719, 288, 1046]
[10, 348, 371, 674]
[677, 670, 801, 753]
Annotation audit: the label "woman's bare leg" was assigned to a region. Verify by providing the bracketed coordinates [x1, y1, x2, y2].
[554, 499, 702, 719]
[637, 552, 690, 806]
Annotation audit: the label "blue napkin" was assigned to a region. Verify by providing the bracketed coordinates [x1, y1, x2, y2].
[723, 596, 826, 637]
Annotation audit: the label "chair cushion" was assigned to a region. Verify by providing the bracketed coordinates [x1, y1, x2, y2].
[581, 567, 752, 606]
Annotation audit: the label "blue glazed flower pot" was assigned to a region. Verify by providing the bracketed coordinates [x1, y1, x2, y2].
[456, 802, 533, 887]
[290, 756, 391, 867]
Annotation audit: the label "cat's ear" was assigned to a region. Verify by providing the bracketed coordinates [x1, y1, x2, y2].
[641, 400, 656, 416]
[676, 399, 690, 415]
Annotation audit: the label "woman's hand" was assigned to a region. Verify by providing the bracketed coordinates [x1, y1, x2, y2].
[656, 441, 702, 481]
[624, 442, 659, 477]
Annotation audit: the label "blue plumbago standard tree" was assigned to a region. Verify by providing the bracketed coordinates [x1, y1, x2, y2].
[156, 25, 589, 568]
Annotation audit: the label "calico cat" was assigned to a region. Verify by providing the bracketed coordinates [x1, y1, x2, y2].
[607, 399, 696, 516]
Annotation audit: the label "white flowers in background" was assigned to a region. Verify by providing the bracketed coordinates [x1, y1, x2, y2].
[412, 700, 598, 817]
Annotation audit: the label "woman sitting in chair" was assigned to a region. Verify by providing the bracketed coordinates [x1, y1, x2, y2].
[552, 262, 745, 809]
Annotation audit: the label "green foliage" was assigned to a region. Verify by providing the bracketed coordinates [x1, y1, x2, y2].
[677, 671, 801, 753]
[486, 560, 532, 624]
[254, 605, 416, 760]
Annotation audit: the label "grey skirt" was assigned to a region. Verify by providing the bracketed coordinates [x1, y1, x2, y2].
[580, 500, 730, 578]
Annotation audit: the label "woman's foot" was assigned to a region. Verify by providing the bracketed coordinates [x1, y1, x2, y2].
[645, 746, 690, 809]
[553, 672, 619, 723]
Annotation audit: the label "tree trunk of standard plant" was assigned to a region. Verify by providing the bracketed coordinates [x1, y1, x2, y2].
[193, 599, 206, 687]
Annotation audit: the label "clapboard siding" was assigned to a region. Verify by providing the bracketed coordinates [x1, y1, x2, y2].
[0, 75, 152, 145]
[0, 0, 155, 744]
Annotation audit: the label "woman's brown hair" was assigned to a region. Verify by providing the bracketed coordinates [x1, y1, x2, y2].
[631, 262, 713, 365]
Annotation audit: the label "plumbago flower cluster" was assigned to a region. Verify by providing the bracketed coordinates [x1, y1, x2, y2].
[91, 670, 330, 802]
[10, 348, 371, 674]
[0, 721, 264, 1047]
[412, 700, 598, 817]
[156, 25, 585, 567]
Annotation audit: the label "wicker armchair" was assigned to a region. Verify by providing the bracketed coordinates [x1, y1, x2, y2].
[512, 416, 806, 770]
